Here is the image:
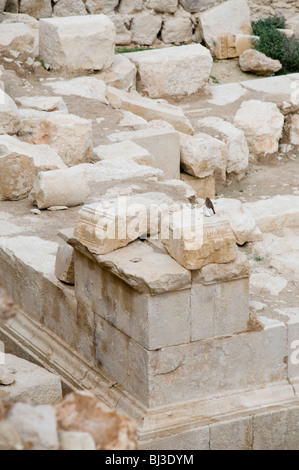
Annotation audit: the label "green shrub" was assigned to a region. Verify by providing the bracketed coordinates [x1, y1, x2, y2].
[251, 15, 299, 74]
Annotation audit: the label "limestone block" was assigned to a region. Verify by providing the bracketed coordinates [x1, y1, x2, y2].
[180, 132, 227, 179]
[0, 22, 38, 60]
[53, 0, 87, 16]
[289, 114, 299, 145]
[86, 0, 119, 14]
[75, 244, 191, 349]
[179, 0, 217, 12]
[215, 198, 262, 245]
[244, 195, 299, 232]
[99, 54, 136, 91]
[58, 431, 96, 451]
[199, 0, 252, 55]
[106, 86, 194, 134]
[39, 15, 116, 72]
[215, 33, 256, 60]
[0, 354, 62, 404]
[55, 244, 74, 285]
[0, 288, 18, 323]
[0, 420, 23, 451]
[95, 316, 287, 407]
[234, 100, 284, 158]
[0, 12, 39, 28]
[161, 16, 193, 44]
[197, 116, 249, 175]
[207, 82, 247, 106]
[7, 403, 59, 450]
[250, 270, 288, 296]
[108, 127, 180, 179]
[19, 0, 52, 18]
[131, 12, 163, 46]
[126, 44, 212, 98]
[55, 391, 138, 450]
[194, 250, 250, 285]
[191, 277, 249, 340]
[107, 13, 131, 46]
[21, 113, 93, 166]
[0, 89, 20, 135]
[30, 165, 91, 209]
[16, 95, 68, 113]
[119, 111, 148, 129]
[44, 77, 108, 104]
[147, 0, 178, 14]
[210, 416, 252, 450]
[0, 0, 6, 11]
[253, 406, 299, 450]
[180, 173, 215, 199]
[239, 49, 282, 76]
[162, 214, 238, 270]
[140, 426, 209, 450]
[118, 0, 143, 14]
[93, 141, 154, 166]
[0, 134, 66, 173]
[0, 152, 34, 201]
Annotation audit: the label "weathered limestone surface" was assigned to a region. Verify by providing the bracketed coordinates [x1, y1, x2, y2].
[58, 431, 96, 451]
[180, 173, 215, 199]
[162, 215, 238, 270]
[199, 0, 252, 54]
[0, 355, 62, 404]
[93, 141, 154, 167]
[16, 96, 68, 113]
[130, 12, 163, 46]
[214, 33, 256, 59]
[99, 54, 136, 92]
[234, 100, 284, 158]
[19, 0, 52, 18]
[39, 15, 116, 71]
[239, 49, 282, 76]
[244, 195, 299, 232]
[126, 45, 212, 98]
[180, 132, 227, 178]
[197, 116, 249, 175]
[55, 245, 74, 285]
[0, 152, 34, 201]
[0, 89, 20, 135]
[148, 0, 178, 13]
[0, 288, 17, 323]
[106, 86, 194, 134]
[289, 114, 299, 145]
[44, 77, 108, 104]
[161, 16, 193, 44]
[30, 165, 91, 209]
[53, 0, 87, 16]
[0, 22, 38, 61]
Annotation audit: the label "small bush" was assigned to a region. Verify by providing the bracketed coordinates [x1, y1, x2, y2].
[251, 15, 299, 74]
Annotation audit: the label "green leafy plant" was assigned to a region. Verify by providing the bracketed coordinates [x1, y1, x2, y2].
[254, 256, 263, 262]
[251, 15, 299, 74]
[115, 46, 153, 54]
[210, 75, 219, 84]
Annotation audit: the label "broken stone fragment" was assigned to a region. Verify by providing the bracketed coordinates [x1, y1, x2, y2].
[0, 22, 38, 62]
[0, 368, 15, 385]
[0, 288, 18, 323]
[0, 152, 35, 201]
[126, 44, 212, 98]
[0, 420, 23, 451]
[39, 15, 116, 72]
[239, 49, 282, 76]
[98, 54, 137, 92]
[16, 95, 68, 113]
[58, 430, 96, 451]
[0, 89, 20, 135]
[93, 141, 154, 167]
[55, 245, 75, 285]
[44, 76, 108, 104]
[130, 12, 162, 46]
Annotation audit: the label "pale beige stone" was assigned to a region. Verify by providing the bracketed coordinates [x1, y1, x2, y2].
[107, 13, 131, 46]
[253, 406, 299, 450]
[0, 152, 35, 201]
[161, 16, 193, 44]
[207, 82, 247, 106]
[0, 420, 23, 451]
[126, 45, 212, 98]
[108, 127, 180, 179]
[0, 22, 38, 60]
[180, 132, 227, 178]
[55, 245, 74, 285]
[199, 0, 252, 55]
[44, 77, 108, 104]
[197, 116, 249, 175]
[194, 250, 250, 285]
[93, 141, 154, 166]
[99, 54, 136, 91]
[30, 165, 91, 209]
[119, 111, 148, 129]
[39, 15, 116, 72]
[58, 431, 96, 451]
[86, 0, 119, 14]
[210, 416, 252, 450]
[162, 215, 238, 270]
[234, 100, 284, 158]
[16, 95, 68, 113]
[244, 195, 299, 232]
[250, 270, 288, 296]
[0, 354, 62, 404]
[131, 12, 163, 46]
[19, 0, 52, 18]
[7, 402, 59, 450]
[289, 114, 299, 145]
[118, 0, 143, 14]
[53, 0, 87, 16]
[179, 0, 216, 12]
[0, 368, 15, 385]
[0, 89, 20, 135]
[180, 173, 215, 199]
[148, 0, 178, 13]
[106, 86, 194, 134]
[214, 33, 257, 59]
[239, 49, 282, 76]
[0, 288, 18, 323]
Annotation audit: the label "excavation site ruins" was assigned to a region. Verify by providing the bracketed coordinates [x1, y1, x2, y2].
[0, 0, 299, 451]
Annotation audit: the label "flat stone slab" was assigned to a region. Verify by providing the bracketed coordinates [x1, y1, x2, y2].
[207, 82, 248, 106]
[0, 354, 62, 405]
[244, 195, 299, 232]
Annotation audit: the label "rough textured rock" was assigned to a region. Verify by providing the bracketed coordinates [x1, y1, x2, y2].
[244, 195, 299, 232]
[55, 391, 138, 450]
[19, 0, 52, 18]
[16, 96, 68, 113]
[131, 12, 163, 46]
[180, 172, 215, 199]
[86, 0, 119, 14]
[0, 152, 34, 201]
[99, 54, 136, 91]
[0, 22, 38, 61]
[29, 165, 91, 209]
[106, 86, 194, 134]
[148, 0, 178, 13]
[199, 0, 252, 54]
[0, 89, 20, 135]
[179, 0, 217, 12]
[7, 403, 59, 450]
[21, 113, 93, 167]
[195, 251, 250, 285]
[58, 430, 96, 450]
[162, 214, 238, 270]
[289, 114, 299, 145]
[0, 288, 18, 323]
[215, 33, 256, 59]
[93, 141, 154, 166]
[161, 16, 193, 44]
[55, 245, 75, 285]
[53, 0, 87, 16]
[180, 132, 227, 178]
[239, 49, 282, 76]
[107, 13, 131, 46]
[118, 0, 143, 14]
[119, 110, 148, 129]
[197, 116, 249, 175]
[44, 77, 108, 104]
[126, 44, 212, 98]
[0, 420, 23, 451]
[234, 100, 284, 158]
[39, 15, 116, 72]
